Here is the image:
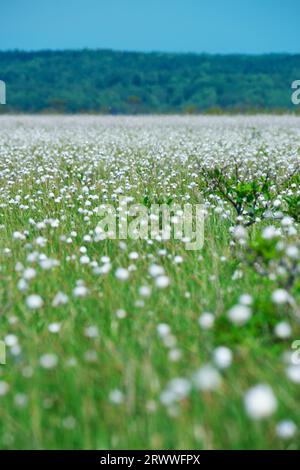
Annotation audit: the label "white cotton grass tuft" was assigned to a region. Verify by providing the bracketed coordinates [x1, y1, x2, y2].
[115, 309, 127, 319]
[239, 294, 253, 306]
[25, 294, 44, 310]
[244, 384, 277, 420]
[73, 285, 89, 297]
[160, 377, 191, 406]
[148, 264, 164, 277]
[0, 381, 10, 396]
[5, 334, 18, 347]
[286, 364, 300, 383]
[48, 323, 61, 334]
[286, 245, 299, 260]
[198, 312, 215, 330]
[63, 416, 76, 430]
[157, 323, 171, 338]
[13, 231, 25, 241]
[84, 350, 97, 362]
[168, 348, 182, 362]
[14, 393, 28, 408]
[84, 325, 99, 338]
[129, 251, 139, 260]
[233, 225, 248, 240]
[22, 267, 36, 280]
[52, 291, 69, 306]
[262, 226, 278, 240]
[281, 216, 293, 227]
[109, 389, 124, 404]
[17, 278, 28, 292]
[155, 275, 170, 288]
[39, 353, 58, 369]
[276, 420, 297, 439]
[115, 267, 130, 281]
[79, 255, 90, 265]
[139, 285, 151, 297]
[193, 364, 222, 391]
[227, 304, 252, 325]
[271, 289, 290, 305]
[274, 322, 292, 339]
[213, 346, 233, 369]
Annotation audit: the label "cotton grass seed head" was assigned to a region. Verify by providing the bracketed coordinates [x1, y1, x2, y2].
[48, 323, 61, 334]
[274, 322, 292, 339]
[115, 267, 130, 281]
[213, 346, 233, 369]
[73, 285, 89, 297]
[26, 294, 44, 310]
[155, 275, 170, 288]
[109, 389, 124, 404]
[272, 289, 290, 305]
[193, 365, 222, 391]
[286, 364, 300, 383]
[39, 353, 58, 369]
[198, 312, 215, 330]
[244, 384, 277, 420]
[276, 420, 297, 439]
[227, 304, 251, 325]
[157, 323, 171, 338]
[0, 381, 10, 396]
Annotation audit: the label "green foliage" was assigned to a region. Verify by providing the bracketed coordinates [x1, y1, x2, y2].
[205, 169, 273, 226]
[0, 50, 300, 113]
[248, 233, 280, 263]
[284, 194, 300, 221]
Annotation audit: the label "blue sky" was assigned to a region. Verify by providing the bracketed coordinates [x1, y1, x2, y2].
[1, 0, 299, 54]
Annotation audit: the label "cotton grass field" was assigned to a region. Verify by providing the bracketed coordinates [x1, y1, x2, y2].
[0, 115, 299, 450]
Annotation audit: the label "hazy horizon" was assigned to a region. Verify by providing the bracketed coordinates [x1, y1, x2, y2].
[1, 48, 300, 56]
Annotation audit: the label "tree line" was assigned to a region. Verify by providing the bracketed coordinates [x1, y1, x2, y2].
[0, 49, 300, 113]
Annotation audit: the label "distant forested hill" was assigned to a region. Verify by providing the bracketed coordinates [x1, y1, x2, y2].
[0, 49, 300, 113]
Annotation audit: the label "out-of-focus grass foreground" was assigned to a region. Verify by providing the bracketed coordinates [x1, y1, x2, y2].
[0, 115, 299, 449]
